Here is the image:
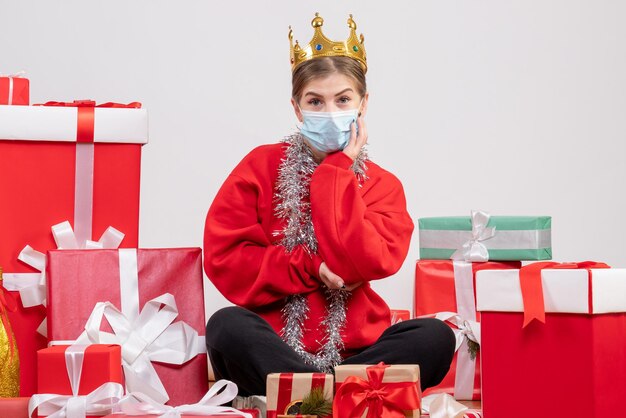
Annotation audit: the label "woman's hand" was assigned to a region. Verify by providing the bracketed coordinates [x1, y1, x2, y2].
[342, 116, 368, 161]
[319, 262, 363, 291]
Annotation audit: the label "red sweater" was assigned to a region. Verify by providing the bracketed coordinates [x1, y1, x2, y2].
[204, 143, 414, 356]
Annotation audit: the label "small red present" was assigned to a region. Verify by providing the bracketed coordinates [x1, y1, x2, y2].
[390, 309, 411, 324]
[0, 100, 147, 396]
[414, 259, 519, 400]
[476, 262, 626, 418]
[0, 73, 29, 105]
[46, 247, 207, 406]
[31, 344, 123, 417]
[333, 363, 421, 418]
[266, 373, 333, 418]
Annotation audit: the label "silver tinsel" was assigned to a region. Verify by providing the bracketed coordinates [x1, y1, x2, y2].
[274, 132, 368, 373]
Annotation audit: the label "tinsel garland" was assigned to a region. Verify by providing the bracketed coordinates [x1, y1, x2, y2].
[274, 132, 368, 372]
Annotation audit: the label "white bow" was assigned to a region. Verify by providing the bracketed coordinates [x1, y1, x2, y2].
[451, 210, 496, 262]
[431, 312, 481, 349]
[29, 382, 124, 418]
[73, 293, 204, 404]
[2, 221, 124, 336]
[117, 380, 252, 418]
[422, 393, 479, 418]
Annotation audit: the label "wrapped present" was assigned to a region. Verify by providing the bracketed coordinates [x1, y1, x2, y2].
[390, 309, 411, 324]
[333, 363, 421, 418]
[414, 260, 519, 400]
[418, 210, 552, 261]
[46, 247, 207, 406]
[476, 262, 626, 418]
[0, 73, 29, 105]
[0, 100, 147, 396]
[30, 344, 124, 418]
[105, 380, 254, 418]
[0, 397, 30, 418]
[267, 373, 333, 418]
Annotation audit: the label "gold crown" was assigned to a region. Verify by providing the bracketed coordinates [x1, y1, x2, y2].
[289, 13, 367, 73]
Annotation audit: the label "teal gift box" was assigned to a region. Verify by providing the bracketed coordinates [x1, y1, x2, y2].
[418, 212, 552, 261]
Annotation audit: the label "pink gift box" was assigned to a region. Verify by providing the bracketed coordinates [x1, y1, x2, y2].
[46, 247, 208, 406]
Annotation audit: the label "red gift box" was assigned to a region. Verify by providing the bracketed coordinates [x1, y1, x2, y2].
[0, 101, 146, 396]
[34, 344, 123, 417]
[0, 75, 29, 105]
[37, 344, 123, 393]
[476, 263, 626, 418]
[0, 397, 30, 418]
[414, 260, 520, 400]
[46, 247, 208, 406]
[266, 373, 333, 418]
[390, 309, 411, 324]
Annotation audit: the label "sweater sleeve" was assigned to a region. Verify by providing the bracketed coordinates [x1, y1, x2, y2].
[204, 172, 323, 308]
[309, 152, 414, 284]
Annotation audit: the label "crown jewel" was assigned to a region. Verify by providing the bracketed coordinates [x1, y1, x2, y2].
[289, 13, 367, 73]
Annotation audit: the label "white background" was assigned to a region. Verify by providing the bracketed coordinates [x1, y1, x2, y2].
[2, 0, 625, 317]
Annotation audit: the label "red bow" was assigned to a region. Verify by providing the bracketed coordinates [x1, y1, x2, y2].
[333, 363, 420, 418]
[520, 261, 610, 327]
[34, 100, 141, 143]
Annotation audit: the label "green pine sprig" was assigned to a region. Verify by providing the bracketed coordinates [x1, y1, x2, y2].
[299, 387, 332, 417]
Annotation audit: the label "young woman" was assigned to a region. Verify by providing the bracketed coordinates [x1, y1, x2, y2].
[204, 13, 455, 396]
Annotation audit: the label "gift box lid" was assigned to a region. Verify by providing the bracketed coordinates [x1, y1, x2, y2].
[418, 216, 551, 231]
[334, 364, 420, 383]
[476, 268, 626, 314]
[0, 104, 148, 144]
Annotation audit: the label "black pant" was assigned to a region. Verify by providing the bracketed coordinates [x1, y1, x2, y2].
[206, 306, 456, 396]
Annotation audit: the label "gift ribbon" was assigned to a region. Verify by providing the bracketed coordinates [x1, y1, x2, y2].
[1, 71, 25, 105]
[59, 249, 206, 405]
[2, 222, 124, 336]
[422, 393, 482, 418]
[117, 379, 253, 418]
[28, 344, 124, 418]
[450, 210, 496, 262]
[520, 261, 610, 327]
[420, 261, 480, 400]
[333, 362, 420, 418]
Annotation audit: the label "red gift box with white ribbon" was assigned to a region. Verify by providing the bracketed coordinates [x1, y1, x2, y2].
[0, 101, 147, 396]
[31, 344, 124, 418]
[0, 73, 29, 105]
[414, 260, 519, 400]
[476, 262, 626, 418]
[46, 247, 208, 406]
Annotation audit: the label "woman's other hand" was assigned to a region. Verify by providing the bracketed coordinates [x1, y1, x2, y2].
[342, 116, 368, 161]
[319, 262, 363, 291]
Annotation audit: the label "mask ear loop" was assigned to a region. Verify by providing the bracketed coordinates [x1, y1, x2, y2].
[357, 97, 364, 117]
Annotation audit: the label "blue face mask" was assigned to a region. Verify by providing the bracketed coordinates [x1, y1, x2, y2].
[299, 107, 359, 153]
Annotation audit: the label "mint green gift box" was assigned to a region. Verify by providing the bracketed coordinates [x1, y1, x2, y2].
[418, 215, 552, 261]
